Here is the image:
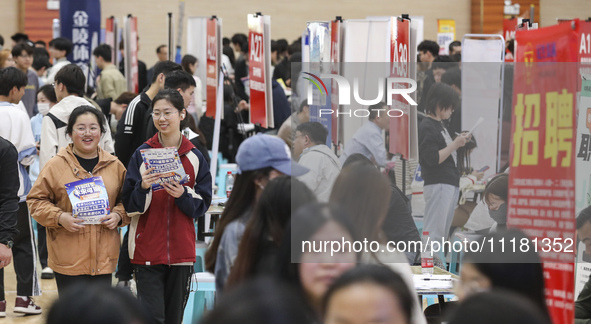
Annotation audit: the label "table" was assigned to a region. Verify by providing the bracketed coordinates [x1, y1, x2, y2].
[411, 266, 459, 309]
[197, 206, 224, 241]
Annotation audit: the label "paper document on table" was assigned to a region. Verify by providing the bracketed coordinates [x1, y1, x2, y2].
[468, 117, 484, 135]
[413, 275, 453, 289]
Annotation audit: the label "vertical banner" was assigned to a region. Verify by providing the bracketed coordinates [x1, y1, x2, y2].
[580, 21, 591, 81]
[307, 21, 332, 147]
[575, 20, 591, 299]
[187, 17, 208, 103]
[437, 19, 455, 55]
[503, 18, 517, 41]
[576, 80, 591, 298]
[247, 14, 273, 128]
[330, 19, 342, 147]
[389, 17, 411, 159]
[59, 0, 101, 83]
[205, 17, 219, 118]
[124, 15, 139, 94]
[509, 21, 580, 324]
[105, 17, 118, 67]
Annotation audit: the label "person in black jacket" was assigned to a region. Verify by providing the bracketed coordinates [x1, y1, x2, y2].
[0, 137, 19, 269]
[418, 83, 468, 258]
[114, 61, 181, 169]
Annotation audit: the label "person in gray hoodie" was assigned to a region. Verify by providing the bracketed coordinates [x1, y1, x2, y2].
[294, 122, 341, 202]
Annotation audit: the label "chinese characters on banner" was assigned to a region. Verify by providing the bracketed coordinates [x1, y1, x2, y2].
[205, 17, 220, 117]
[389, 17, 411, 159]
[124, 16, 139, 94]
[308, 21, 332, 147]
[436, 19, 455, 55]
[330, 19, 341, 146]
[510, 20, 580, 324]
[59, 0, 100, 85]
[247, 14, 273, 128]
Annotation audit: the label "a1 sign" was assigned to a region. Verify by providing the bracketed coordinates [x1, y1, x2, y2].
[582, 33, 590, 55]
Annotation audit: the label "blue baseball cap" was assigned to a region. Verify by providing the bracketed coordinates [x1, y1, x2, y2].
[235, 134, 309, 176]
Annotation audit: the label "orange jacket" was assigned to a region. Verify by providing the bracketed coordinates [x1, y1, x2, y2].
[27, 144, 129, 276]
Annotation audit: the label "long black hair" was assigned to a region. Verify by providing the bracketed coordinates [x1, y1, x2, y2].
[461, 229, 550, 321]
[457, 134, 477, 176]
[226, 177, 316, 288]
[204, 167, 273, 273]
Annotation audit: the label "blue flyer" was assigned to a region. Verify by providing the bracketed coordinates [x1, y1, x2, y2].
[65, 176, 110, 225]
[140, 147, 190, 191]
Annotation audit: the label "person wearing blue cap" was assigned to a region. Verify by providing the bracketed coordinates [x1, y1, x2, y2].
[205, 134, 309, 292]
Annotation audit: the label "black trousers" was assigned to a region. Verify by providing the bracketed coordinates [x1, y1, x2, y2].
[0, 202, 38, 300]
[135, 264, 193, 324]
[54, 273, 112, 295]
[37, 224, 48, 269]
[116, 228, 133, 281]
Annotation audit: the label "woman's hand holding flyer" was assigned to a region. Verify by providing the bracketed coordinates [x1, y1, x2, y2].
[163, 181, 185, 198]
[100, 212, 121, 229]
[58, 212, 85, 232]
[141, 167, 161, 190]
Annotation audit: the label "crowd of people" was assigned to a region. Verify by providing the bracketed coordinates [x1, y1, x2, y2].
[0, 29, 578, 324]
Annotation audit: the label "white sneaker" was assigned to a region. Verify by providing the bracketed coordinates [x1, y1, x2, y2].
[41, 267, 54, 279]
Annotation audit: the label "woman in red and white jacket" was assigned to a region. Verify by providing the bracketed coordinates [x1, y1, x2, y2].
[122, 89, 212, 324]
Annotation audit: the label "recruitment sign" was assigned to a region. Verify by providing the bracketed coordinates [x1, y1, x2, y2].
[510, 20, 580, 324]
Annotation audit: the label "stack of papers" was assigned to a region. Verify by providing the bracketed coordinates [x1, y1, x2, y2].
[413, 274, 453, 290]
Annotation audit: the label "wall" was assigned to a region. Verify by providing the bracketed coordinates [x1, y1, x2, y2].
[0, 0, 20, 48]
[0, 0, 588, 66]
[540, 0, 591, 26]
[98, 0, 473, 67]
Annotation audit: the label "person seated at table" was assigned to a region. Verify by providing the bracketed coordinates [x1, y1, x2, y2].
[323, 264, 414, 324]
[225, 177, 315, 289]
[424, 229, 551, 324]
[275, 203, 357, 322]
[330, 161, 427, 324]
[446, 290, 551, 324]
[205, 134, 309, 292]
[461, 172, 509, 235]
[199, 277, 313, 324]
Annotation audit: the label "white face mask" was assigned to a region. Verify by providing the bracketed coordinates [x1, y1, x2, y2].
[37, 102, 50, 116]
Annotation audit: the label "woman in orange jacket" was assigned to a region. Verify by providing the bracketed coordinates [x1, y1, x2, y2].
[27, 106, 129, 294]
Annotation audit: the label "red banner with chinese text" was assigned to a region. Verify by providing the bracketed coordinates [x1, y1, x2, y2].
[205, 18, 218, 117]
[510, 20, 580, 324]
[248, 15, 268, 128]
[389, 17, 411, 159]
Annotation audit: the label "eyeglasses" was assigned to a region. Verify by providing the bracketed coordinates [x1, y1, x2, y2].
[18, 54, 32, 59]
[74, 126, 101, 136]
[152, 111, 179, 120]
